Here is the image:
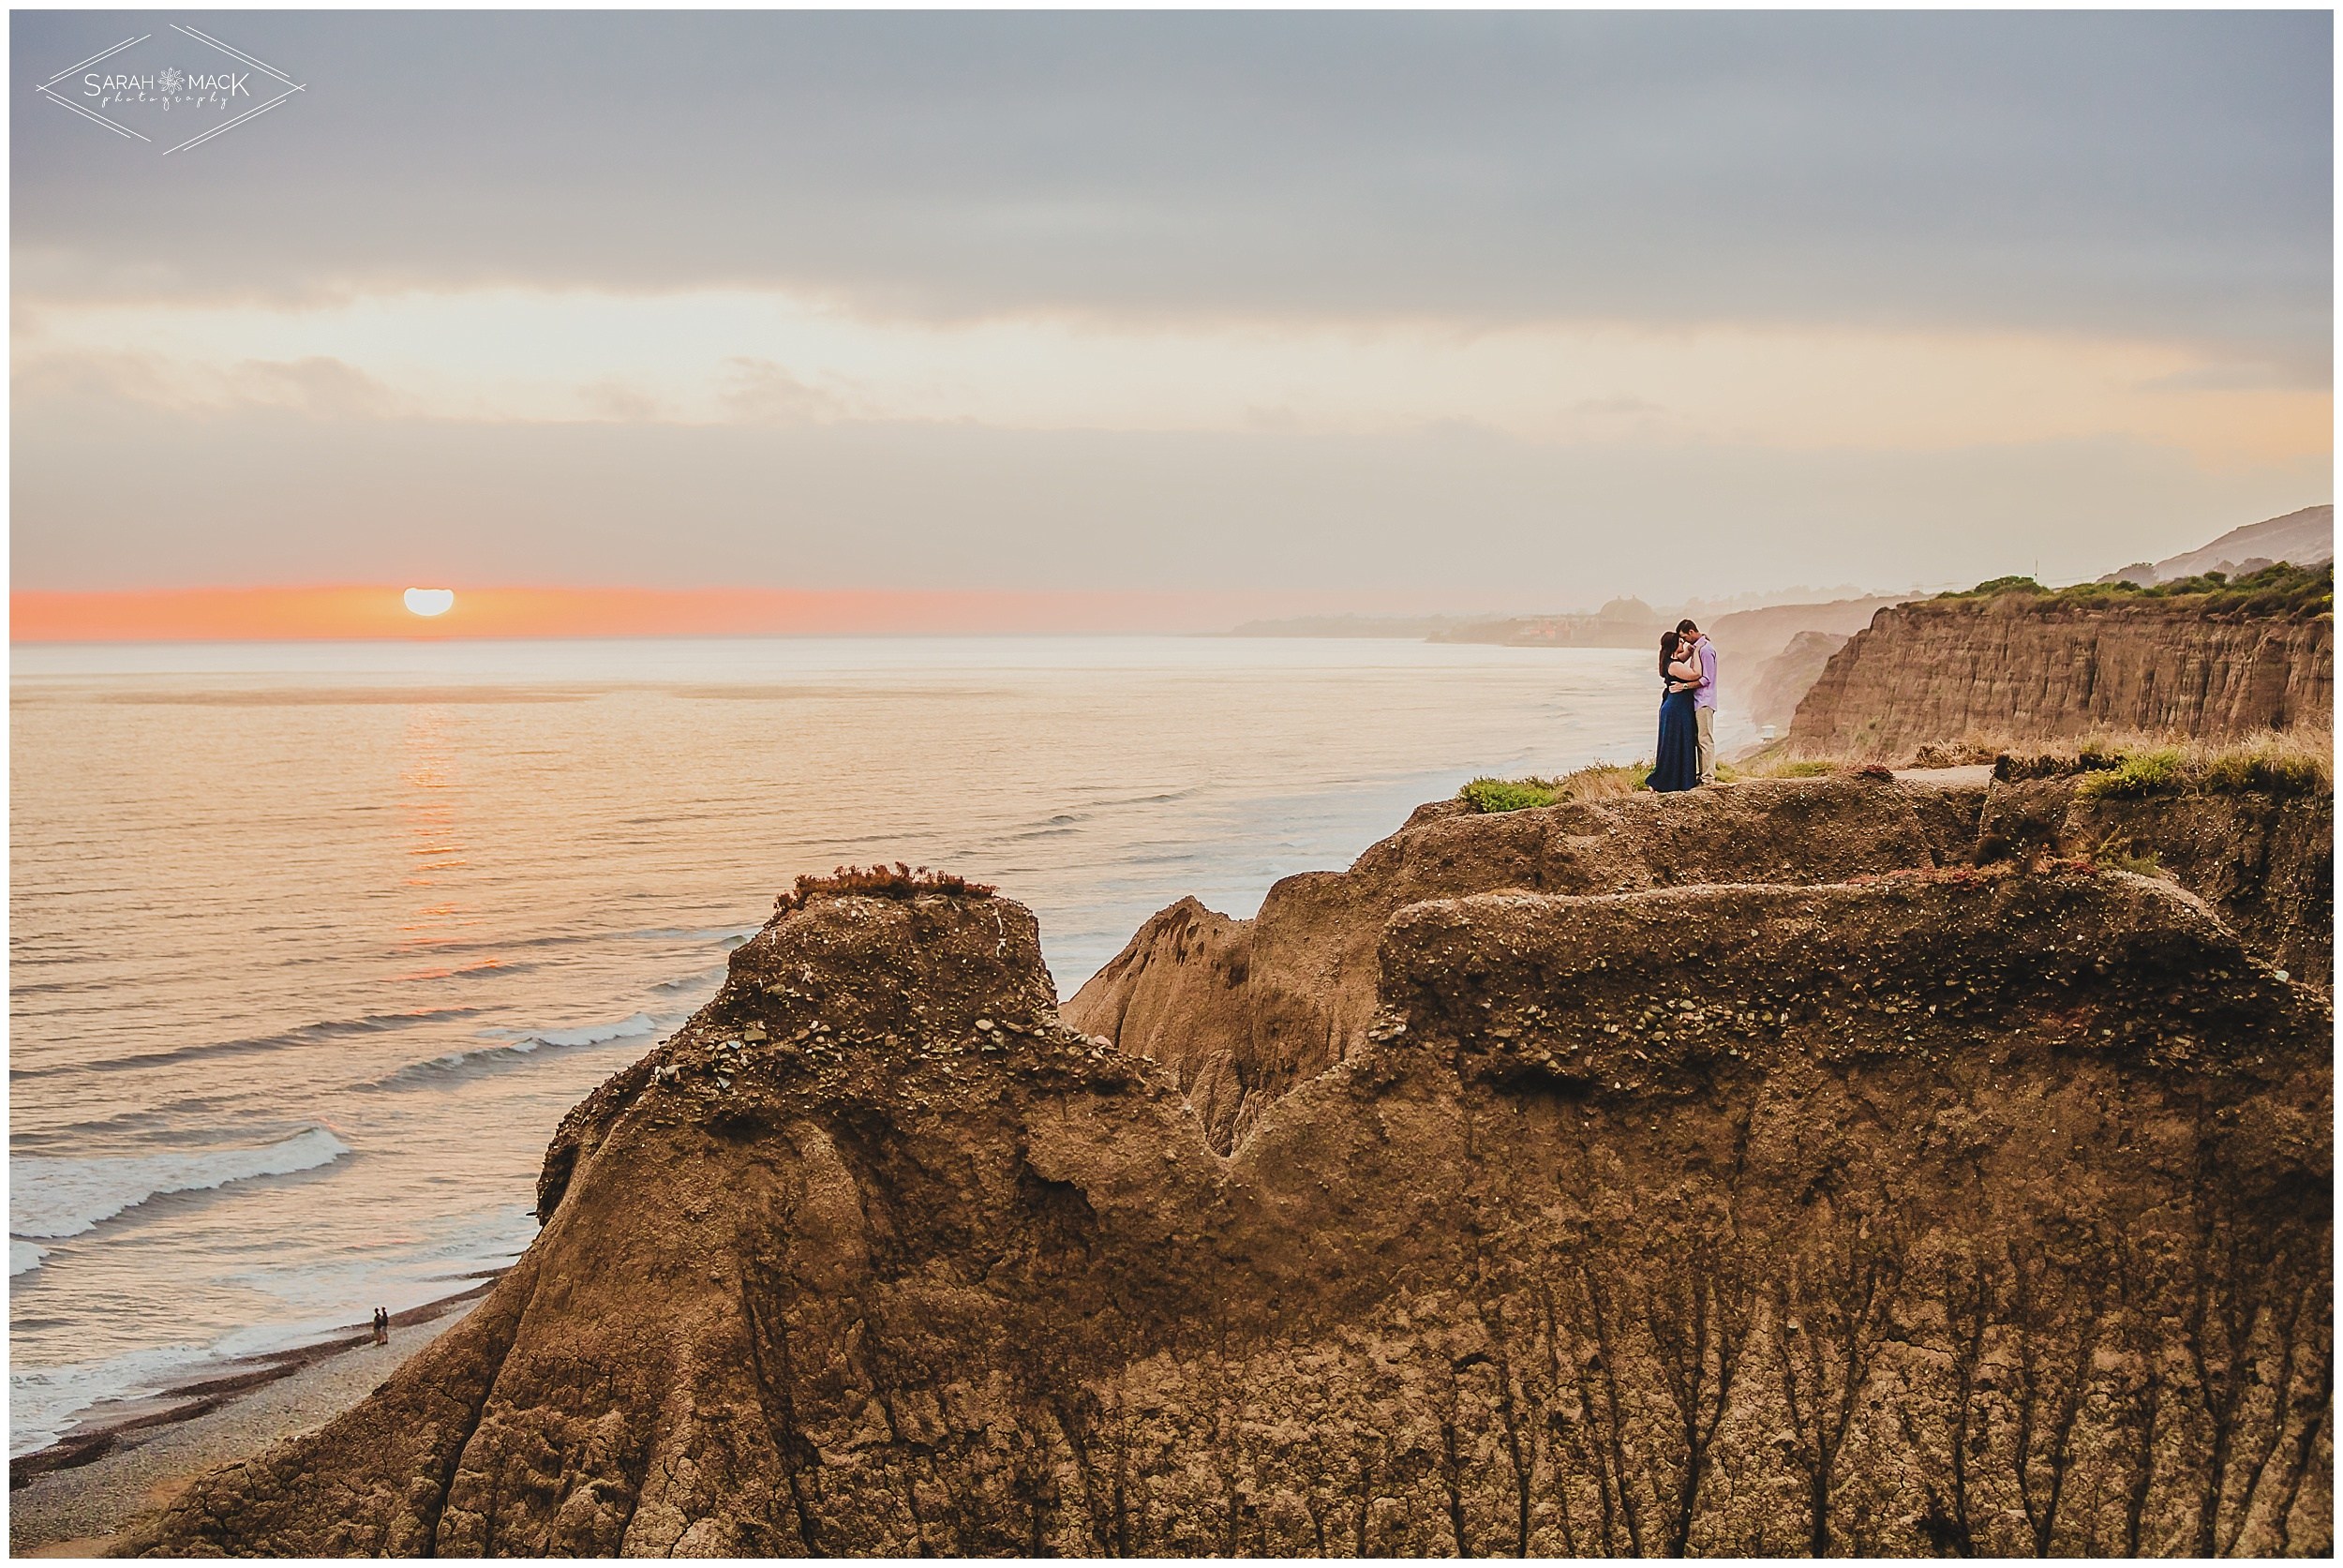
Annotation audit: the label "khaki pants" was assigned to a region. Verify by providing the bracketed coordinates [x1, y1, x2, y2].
[1695, 707, 1715, 785]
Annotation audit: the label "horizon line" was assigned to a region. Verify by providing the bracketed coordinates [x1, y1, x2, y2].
[7, 584, 1511, 643]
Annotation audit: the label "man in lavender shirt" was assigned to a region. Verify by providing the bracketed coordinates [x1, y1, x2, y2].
[1676, 619, 1719, 784]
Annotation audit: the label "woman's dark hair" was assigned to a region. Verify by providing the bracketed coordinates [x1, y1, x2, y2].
[1658, 629, 1681, 678]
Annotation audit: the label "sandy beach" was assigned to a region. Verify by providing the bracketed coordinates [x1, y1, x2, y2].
[9, 1295, 481, 1558]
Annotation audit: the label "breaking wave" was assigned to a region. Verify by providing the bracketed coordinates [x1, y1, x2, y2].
[9, 1127, 353, 1244]
[7, 1008, 484, 1082]
[361, 1008, 689, 1091]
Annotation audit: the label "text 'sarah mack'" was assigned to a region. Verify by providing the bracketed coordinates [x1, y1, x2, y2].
[84, 70, 253, 104]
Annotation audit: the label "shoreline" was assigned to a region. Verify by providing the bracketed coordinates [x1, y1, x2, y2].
[9, 1283, 493, 1557]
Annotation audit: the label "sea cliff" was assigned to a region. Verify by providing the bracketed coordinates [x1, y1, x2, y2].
[127, 771, 2332, 1558]
[1789, 590, 2333, 759]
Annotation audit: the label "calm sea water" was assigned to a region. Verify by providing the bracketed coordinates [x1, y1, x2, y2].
[8, 635, 1744, 1453]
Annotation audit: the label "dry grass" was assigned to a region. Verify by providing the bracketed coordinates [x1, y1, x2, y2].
[2076, 737, 2331, 800]
[1721, 737, 1859, 779]
[1466, 731, 2330, 816]
[1906, 740, 2007, 768]
[1983, 731, 2332, 799]
[778, 862, 997, 915]
[1888, 729, 2333, 797]
[1458, 761, 1650, 814]
[2089, 835, 2173, 879]
[1551, 762, 1648, 802]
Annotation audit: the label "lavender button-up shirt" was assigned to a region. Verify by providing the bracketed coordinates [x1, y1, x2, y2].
[1694, 638, 1719, 710]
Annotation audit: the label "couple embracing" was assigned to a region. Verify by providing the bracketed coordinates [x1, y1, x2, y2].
[1649, 619, 1716, 794]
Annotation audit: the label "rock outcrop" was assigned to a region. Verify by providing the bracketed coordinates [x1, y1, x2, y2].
[1067, 774, 1948, 1151]
[1974, 769, 2333, 991]
[127, 776, 2332, 1559]
[1789, 598, 2332, 758]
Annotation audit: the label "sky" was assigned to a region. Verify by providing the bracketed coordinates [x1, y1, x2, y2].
[10, 9, 2334, 634]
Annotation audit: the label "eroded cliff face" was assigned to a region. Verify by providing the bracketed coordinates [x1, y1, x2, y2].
[129, 783, 2332, 1559]
[1962, 768, 2332, 993]
[1067, 775, 1947, 1151]
[1788, 600, 2333, 758]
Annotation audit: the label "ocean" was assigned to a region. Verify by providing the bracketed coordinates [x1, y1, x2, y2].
[8, 634, 1745, 1454]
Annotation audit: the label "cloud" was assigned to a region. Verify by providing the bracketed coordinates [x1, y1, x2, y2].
[9, 349, 403, 419]
[229, 356, 401, 418]
[577, 379, 664, 424]
[10, 11, 2325, 605]
[11, 382, 2328, 602]
[14, 291, 2327, 466]
[9, 10, 2329, 371]
[718, 358, 846, 425]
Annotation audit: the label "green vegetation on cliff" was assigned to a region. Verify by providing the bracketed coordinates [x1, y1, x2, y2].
[1459, 762, 1648, 813]
[1939, 560, 2333, 618]
[1993, 735, 2333, 800]
[1461, 756, 1856, 813]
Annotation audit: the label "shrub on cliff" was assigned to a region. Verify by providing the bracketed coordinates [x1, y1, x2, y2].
[1459, 762, 1649, 813]
[776, 862, 997, 915]
[2200, 746, 2332, 796]
[1940, 560, 2333, 618]
[1940, 574, 2048, 599]
[1459, 777, 1555, 813]
[2074, 748, 2186, 799]
[2067, 738, 2333, 800]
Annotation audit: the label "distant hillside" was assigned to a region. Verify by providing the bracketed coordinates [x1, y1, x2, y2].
[1426, 597, 1664, 649]
[2100, 503, 2333, 587]
[1708, 594, 1909, 666]
[1744, 629, 1847, 732]
[1230, 614, 1487, 638]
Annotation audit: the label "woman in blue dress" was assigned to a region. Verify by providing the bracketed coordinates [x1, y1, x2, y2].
[1648, 630, 1703, 792]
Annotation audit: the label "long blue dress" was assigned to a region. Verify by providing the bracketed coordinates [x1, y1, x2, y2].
[1649, 683, 1699, 793]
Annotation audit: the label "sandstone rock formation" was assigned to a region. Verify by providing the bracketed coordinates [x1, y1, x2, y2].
[128, 780, 2332, 1558]
[1973, 768, 2333, 992]
[1790, 597, 2333, 758]
[1067, 775, 1948, 1151]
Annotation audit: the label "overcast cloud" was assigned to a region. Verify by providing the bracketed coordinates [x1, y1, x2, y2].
[11, 9, 2331, 604]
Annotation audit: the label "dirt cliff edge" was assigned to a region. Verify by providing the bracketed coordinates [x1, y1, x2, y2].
[128, 794, 2331, 1556]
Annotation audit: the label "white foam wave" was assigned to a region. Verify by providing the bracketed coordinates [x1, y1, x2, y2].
[515, 1010, 663, 1050]
[374, 1008, 682, 1089]
[12, 1239, 49, 1277]
[11, 1343, 215, 1457]
[623, 925, 759, 946]
[10, 1204, 532, 1458]
[650, 962, 732, 996]
[9, 1127, 352, 1243]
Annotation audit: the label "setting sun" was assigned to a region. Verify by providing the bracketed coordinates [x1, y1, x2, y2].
[403, 588, 455, 618]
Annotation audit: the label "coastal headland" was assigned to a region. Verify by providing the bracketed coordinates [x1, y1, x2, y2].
[106, 754, 2332, 1557]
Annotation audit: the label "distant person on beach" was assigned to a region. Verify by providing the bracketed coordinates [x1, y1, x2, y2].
[1649, 631, 1703, 792]
[1677, 618, 1719, 784]
[372, 1307, 389, 1345]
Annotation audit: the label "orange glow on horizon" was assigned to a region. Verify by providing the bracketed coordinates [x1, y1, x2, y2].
[7, 585, 1366, 642]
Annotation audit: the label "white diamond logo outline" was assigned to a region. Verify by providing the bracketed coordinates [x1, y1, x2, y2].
[33, 23, 306, 156]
